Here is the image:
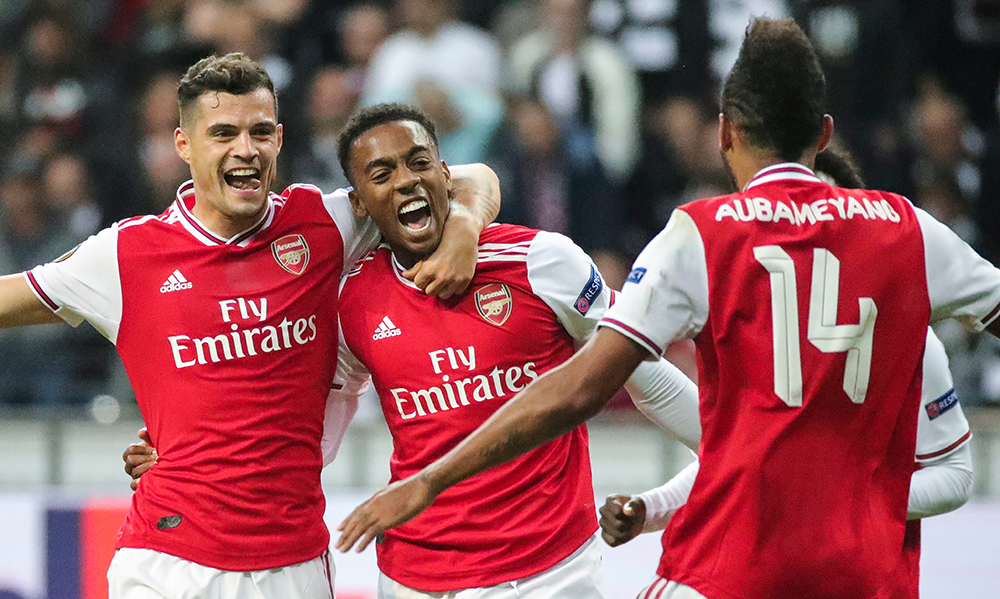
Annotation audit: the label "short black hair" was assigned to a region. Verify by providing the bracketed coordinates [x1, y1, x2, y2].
[177, 53, 277, 129]
[722, 17, 826, 161]
[337, 103, 439, 185]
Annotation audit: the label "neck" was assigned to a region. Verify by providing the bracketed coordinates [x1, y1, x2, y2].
[190, 201, 263, 240]
[393, 246, 434, 271]
[731, 150, 817, 191]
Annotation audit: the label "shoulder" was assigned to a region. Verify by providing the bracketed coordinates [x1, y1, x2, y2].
[343, 246, 390, 282]
[279, 183, 326, 203]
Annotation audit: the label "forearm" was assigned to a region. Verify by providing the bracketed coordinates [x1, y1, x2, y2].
[908, 443, 974, 520]
[422, 329, 646, 495]
[448, 163, 500, 228]
[0, 274, 61, 328]
[637, 459, 699, 532]
[624, 358, 701, 451]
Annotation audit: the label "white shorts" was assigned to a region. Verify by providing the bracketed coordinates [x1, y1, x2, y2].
[636, 577, 708, 599]
[107, 547, 334, 599]
[377, 535, 606, 599]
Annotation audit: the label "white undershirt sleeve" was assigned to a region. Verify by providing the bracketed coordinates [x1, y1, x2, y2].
[916, 206, 1000, 330]
[526, 230, 703, 448]
[636, 459, 699, 533]
[908, 444, 973, 520]
[26, 224, 123, 343]
[624, 359, 701, 451]
[322, 326, 372, 466]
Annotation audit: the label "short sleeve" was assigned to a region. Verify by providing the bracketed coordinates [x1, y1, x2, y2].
[915, 328, 971, 462]
[525, 231, 614, 343]
[26, 224, 122, 343]
[599, 209, 709, 356]
[322, 188, 382, 270]
[322, 327, 373, 466]
[916, 206, 1000, 330]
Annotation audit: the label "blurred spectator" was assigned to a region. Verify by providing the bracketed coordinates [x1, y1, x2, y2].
[363, 0, 504, 164]
[0, 151, 77, 405]
[42, 151, 101, 240]
[908, 79, 985, 223]
[792, 0, 914, 195]
[135, 71, 188, 212]
[18, 13, 89, 141]
[490, 97, 627, 287]
[341, 3, 391, 81]
[588, 0, 713, 101]
[508, 0, 641, 184]
[623, 95, 728, 255]
[290, 66, 359, 192]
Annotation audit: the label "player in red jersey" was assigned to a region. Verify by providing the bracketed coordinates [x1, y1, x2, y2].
[0, 53, 499, 599]
[336, 19, 1000, 599]
[127, 102, 702, 597]
[598, 149, 976, 599]
[600, 328, 973, 599]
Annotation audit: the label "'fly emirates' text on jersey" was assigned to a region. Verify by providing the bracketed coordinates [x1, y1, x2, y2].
[337, 225, 607, 591]
[600, 163, 1000, 599]
[26, 181, 378, 571]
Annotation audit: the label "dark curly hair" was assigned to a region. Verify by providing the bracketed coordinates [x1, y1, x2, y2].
[337, 103, 440, 186]
[722, 18, 826, 161]
[177, 53, 277, 129]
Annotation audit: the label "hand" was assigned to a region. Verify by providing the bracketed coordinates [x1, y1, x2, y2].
[403, 206, 480, 299]
[336, 474, 438, 553]
[599, 494, 646, 547]
[122, 428, 157, 491]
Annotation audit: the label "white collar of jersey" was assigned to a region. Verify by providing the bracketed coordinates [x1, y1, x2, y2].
[390, 249, 423, 291]
[171, 180, 278, 247]
[743, 162, 822, 192]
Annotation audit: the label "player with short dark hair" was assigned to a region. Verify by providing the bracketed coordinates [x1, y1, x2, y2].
[336, 18, 1000, 599]
[130, 101, 702, 598]
[0, 53, 499, 599]
[599, 148, 975, 599]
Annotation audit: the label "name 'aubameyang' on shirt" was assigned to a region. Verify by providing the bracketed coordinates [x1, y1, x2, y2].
[714, 195, 902, 225]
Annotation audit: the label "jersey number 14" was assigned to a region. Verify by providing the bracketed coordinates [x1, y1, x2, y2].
[753, 246, 878, 407]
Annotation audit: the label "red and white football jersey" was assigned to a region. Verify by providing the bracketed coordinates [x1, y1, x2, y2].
[601, 163, 1000, 599]
[336, 224, 610, 591]
[25, 181, 378, 571]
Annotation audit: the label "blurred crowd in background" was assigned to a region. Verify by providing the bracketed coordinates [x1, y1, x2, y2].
[2, 0, 1000, 409]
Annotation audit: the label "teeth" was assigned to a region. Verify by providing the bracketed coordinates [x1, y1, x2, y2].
[228, 168, 259, 177]
[399, 200, 428, 214]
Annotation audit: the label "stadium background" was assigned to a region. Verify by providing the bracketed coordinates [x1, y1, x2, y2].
[0, 0, 999, 597]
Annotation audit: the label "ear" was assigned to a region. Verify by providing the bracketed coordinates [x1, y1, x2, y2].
[719, 113, 733, 153]
[174, 127, 191, 164]
[275, 123, 284, 153]
[441, 160, 451, 189]
[816, 114, 834, 153]
[347, 189, 368, 219]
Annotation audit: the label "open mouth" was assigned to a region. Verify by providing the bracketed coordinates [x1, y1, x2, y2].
[398, 198, 432, 231]
[224, 167, 262, 192]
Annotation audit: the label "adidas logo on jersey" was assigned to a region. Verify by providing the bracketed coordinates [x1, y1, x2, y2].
[160, 270, 193, 293]
[372, 316, 402, 340]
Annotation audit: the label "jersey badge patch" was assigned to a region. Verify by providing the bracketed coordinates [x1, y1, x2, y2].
[926, 388, 959, 420]
[626, 267, 647, 285]
[475, 283, 512, 327]
[574, 265, 604, 315]
[272, 234, 310, 275]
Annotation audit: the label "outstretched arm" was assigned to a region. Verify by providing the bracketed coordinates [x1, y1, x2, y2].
[336, 327, 648, 552]
[403, 163, 501, 298]
[0, 274, 61, 328]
